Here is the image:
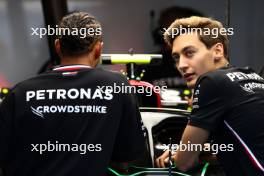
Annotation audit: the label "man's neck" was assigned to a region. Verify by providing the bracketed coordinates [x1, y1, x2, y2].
[60, 54, 95, 68]
[216, 58, 229, 70]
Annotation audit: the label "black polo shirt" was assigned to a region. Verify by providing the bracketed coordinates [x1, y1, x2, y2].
[0, 65, 145, 176]
[189, 66, 264, 176]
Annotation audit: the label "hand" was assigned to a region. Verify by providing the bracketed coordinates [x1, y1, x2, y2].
[184, 95, 193, 107]
[155, 150, 176, 168]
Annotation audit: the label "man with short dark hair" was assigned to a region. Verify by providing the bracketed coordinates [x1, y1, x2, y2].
[156, 16, 264, 176]
[0, 12, 145, 176]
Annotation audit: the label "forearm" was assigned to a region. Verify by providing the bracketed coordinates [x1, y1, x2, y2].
[174, 152, 199, 171]
[173, 125, 209, 171]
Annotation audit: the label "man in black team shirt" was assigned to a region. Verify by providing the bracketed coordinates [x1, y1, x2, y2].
[156, 16, 264, 175]
[0, 12, 145, 176]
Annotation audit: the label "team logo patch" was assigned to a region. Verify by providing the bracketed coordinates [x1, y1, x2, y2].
[31, 106, 45, 119]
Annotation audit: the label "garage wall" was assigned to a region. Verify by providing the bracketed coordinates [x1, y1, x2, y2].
[0, 0, 263, 85]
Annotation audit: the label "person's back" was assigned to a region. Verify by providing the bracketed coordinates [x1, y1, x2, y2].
[1, 67, 145, 176]
[1, 67, 144, 176]
[0, 12, 145, 176]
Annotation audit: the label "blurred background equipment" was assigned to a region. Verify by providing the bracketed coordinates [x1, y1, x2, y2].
[0, 75, 10, 103]
[0, 87, 10, 103]
[260, 66, 264, 77]
[101, 53, 192, 109]
[101, 53, 163, 108]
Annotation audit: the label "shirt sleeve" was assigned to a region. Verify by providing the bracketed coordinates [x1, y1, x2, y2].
[0, 92, 14, 163]
[111, 81, 145, 162]
[189, 76, 228, 132]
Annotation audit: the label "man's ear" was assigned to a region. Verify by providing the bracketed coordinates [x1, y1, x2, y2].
[94, 41, 103, 59]
[212, 43, 224, 62]
[55, 39, 63, 58]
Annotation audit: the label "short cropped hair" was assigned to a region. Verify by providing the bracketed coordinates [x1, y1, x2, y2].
[164, 16, 229, 59]
[57, 11, 102, 57]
